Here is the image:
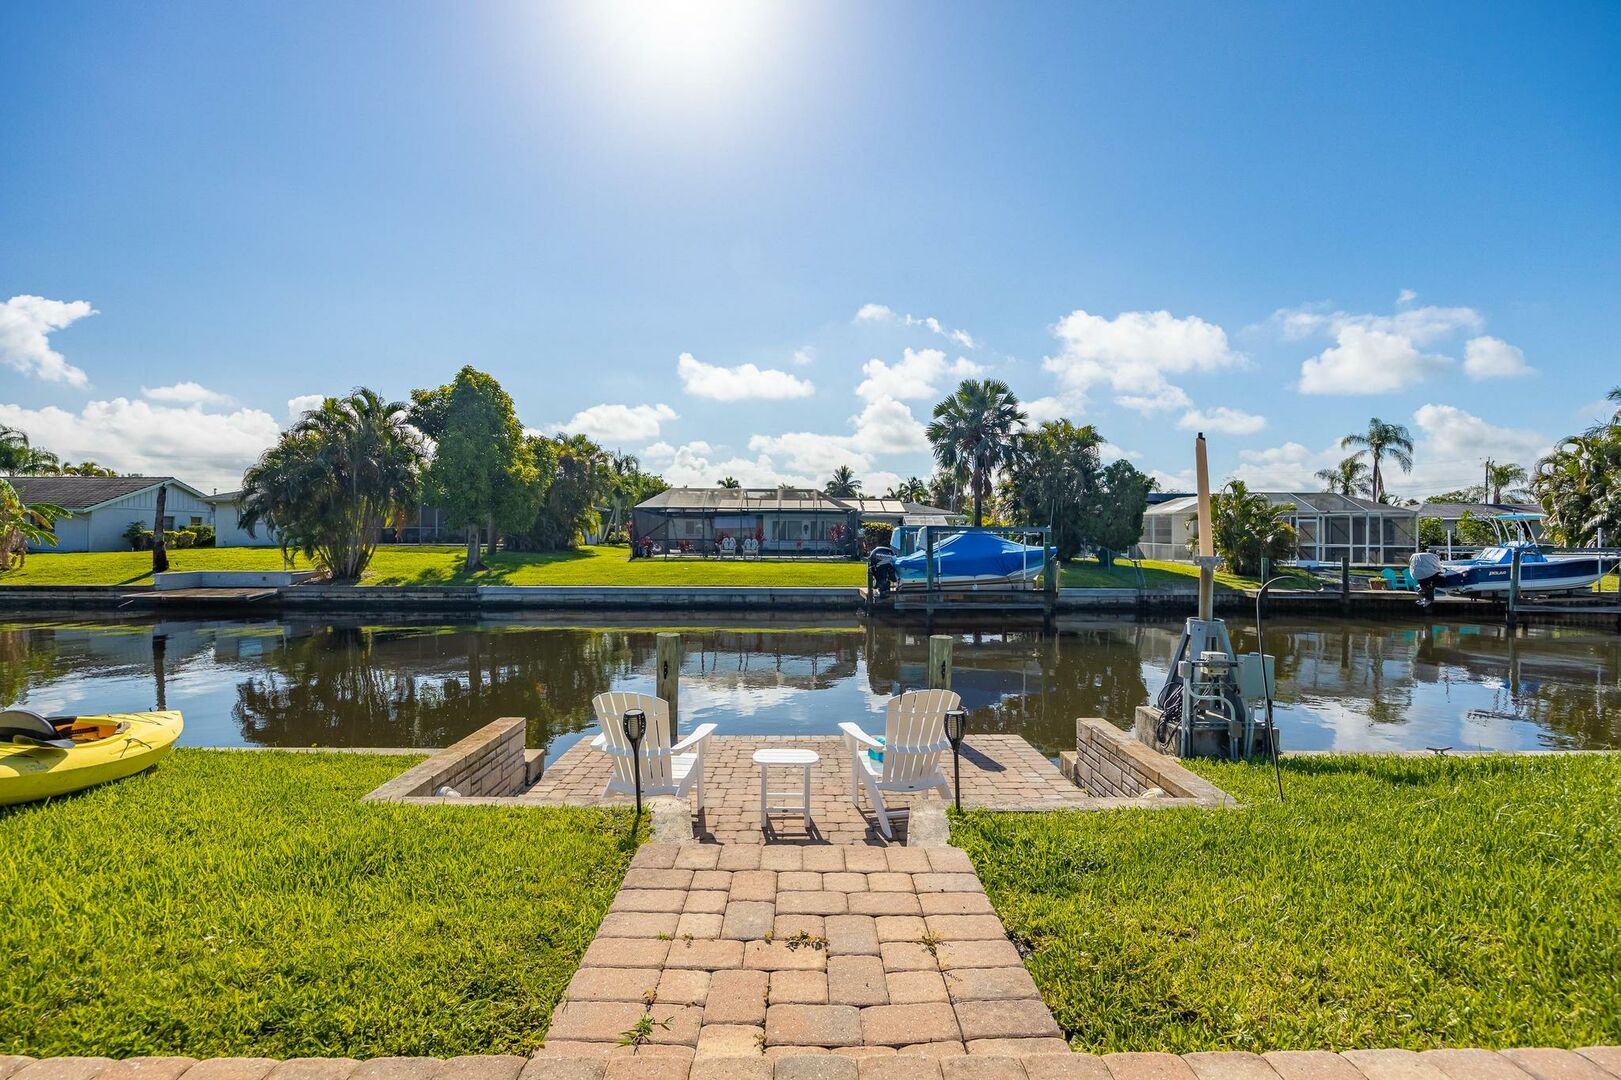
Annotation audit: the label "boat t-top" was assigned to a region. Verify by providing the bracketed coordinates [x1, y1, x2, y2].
[1436, 513, 1619, 596]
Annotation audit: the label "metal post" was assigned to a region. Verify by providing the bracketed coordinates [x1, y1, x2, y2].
[1508, 546, 1521, 631]
[928, 634, 953, 691]
[1260, 557, 1271, 585]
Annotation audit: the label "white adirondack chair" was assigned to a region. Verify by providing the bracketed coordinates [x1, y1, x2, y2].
[838, 689, 959, 839]
[589, 692, 717, 809]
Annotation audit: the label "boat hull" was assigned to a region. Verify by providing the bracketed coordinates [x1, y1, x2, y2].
[891, 530, 1053, 591]
[1440, 556, 1613, 596]
[0, 710, 183, 806]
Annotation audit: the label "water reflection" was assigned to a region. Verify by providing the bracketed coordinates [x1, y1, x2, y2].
[0, 616, 1616, 756]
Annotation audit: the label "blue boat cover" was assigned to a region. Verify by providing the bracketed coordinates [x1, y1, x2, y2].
[893, 530, 1052, 583]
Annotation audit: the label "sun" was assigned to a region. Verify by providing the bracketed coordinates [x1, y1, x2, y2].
[568, 0, 788, 104]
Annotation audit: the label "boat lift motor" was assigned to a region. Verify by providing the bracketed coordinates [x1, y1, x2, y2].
[1147, 434, 1278, 760]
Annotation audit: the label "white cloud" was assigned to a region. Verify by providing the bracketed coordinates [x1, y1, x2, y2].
[143, 381, 232, 406]
[1298, 325, 1452, 394]
[559, 402, 678, 443]
[852, 303, 977, 349]
[1462, 336, 1532, 380]
[676, 352, 815, 401]
[1405, 404, 1548, 495]
[1232, 441, 1342, 491]
[0, 398, 282, 491]
[856, 347, 985, 403]
[642, 440, 820, 490]
[1178, 406, 1266, 435]
[1280, 302, 1485, 395]
[1396, 288, 1418, 306]
[791, 346, 815, 366]
[1020, 395, 1080, 425]
[0, 295, 95, 387]
[1042, 309, 1243, 414]
[286, 394, 325, 424]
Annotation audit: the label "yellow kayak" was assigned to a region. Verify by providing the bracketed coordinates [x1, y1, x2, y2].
[0, 709, 183, 807]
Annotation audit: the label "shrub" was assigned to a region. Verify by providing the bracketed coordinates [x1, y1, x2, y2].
[122, 521, 151, 551]
[860, 521, 893, 554]
[184, 524, 216, 548]
[165, 529, 195, 549]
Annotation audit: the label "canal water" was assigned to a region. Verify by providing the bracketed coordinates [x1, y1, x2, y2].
[3, 616, 1617, 759]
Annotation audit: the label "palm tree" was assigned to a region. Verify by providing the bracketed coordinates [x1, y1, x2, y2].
[1608, 385, 1621, 424]
[1483, 459, 1529, 504]
[824, 466, 862, 497]
[239, 388, 424, 579]
[1340, 418, 1414, 504]
[926, 379, 1026, 526]
[0, 477, 67, 572]
[718, 476, 741, 489]
[0, 425, 61, 476]
[885, 477, 930, 503]
[1534, 427, 1621, 547]
[1191, 480, 1298, 577]
[1314, 456, 1372, 498]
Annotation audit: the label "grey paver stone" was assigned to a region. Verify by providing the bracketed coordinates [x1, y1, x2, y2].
[1498, 1052, 1612, 1080]
[1023, 1056, 1113, 1080]
[704, 968, 770, 1026]
[265, 1062, 361, 1080]
[772, 970, 832, 1005]
[861, 1003, 962, 1047]
[667, 939, 747, 970]
[777, 1057, 858, 1080]
[1575, 1051, 1621, 1080]
[1340, 1051, 1449, 1080]
[1420, 1051, 1534, 1080]
[1182, 1054, 1281, 1080]
[724, 902, 778, 941]
[581, 937, 672, 969]
[14, 1063, 115, 1080]
[943, 967, 1040, 1002]
[956, 1000, 1060, 1043]
[178, 1061, 279, 1080]
[941, 1059, 1028, 1080]
[350, 1061, 438, 1080]
[1263, 1055, 1366, 1080]
[435, 1055, 527, 1080]
[568, 967, 660, 1002]
[766, 1005, 864, 1048]
[1103, 1056, 1198, 1080]
[828, 955, 889, 1007]
[693, 1023, 766, 1059]
[825, 916, 881, 956]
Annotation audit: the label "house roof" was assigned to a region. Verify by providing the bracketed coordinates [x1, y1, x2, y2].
[1417, 501, 1539, 520]
[635, 486, 958, 521]
[6, 475, 209, 512]
[1145, 491, 1416, 517]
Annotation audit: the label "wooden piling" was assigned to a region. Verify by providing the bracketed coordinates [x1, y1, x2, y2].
[656, 632, 682, 733]
[1507, 547, 1521, 631]
[928, 634, 953, 691]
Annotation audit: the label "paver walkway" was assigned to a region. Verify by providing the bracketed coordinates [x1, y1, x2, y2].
[538, 842, 1069, 1063]
[528, 735, 1091, 844]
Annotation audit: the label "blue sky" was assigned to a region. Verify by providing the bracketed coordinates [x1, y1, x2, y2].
[2, 1, 1618, 494]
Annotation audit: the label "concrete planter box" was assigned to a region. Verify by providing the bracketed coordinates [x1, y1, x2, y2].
[152, 570, 318, 590]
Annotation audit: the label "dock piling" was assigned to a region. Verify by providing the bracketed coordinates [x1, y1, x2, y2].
[656, 632, 682, 733]
[928, 634, 953, 691]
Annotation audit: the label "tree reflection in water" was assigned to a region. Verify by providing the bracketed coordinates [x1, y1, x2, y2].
[0, 617, 1615, 753]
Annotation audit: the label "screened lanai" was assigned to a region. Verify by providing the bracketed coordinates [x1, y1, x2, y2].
[1136, 491, 1418, 567]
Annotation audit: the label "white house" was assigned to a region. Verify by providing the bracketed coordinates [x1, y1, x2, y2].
[10, 476, 223, 553]
[1137, 490, 1419, 567]
[205, 490, 277, 547]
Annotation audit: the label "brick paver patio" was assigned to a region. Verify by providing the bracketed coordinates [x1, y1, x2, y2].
[537, 841, 1068, 1062]
[526, 735, 1092, 845]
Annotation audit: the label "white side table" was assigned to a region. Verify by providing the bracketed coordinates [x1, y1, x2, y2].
[753, 747, 818, 830]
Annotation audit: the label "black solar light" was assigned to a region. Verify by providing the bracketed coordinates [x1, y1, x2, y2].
[943, 708, 968, 811]
[622, 709, 647, 815]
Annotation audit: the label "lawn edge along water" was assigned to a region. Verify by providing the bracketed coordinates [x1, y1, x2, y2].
[951, 753, 1621, 1054]
[0, 748, 644, 1059]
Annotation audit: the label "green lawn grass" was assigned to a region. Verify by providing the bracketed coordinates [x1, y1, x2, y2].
[951, 754, 1621, 1053]
[4, 544, 1311, 590]
[0, 750, 641, 1058]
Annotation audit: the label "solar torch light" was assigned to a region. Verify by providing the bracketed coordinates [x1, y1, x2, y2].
[622, 709, 647, 816]
[943, 708, 968, 812]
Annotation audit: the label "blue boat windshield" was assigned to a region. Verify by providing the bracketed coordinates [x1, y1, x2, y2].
[1474, 545, 1547, 565]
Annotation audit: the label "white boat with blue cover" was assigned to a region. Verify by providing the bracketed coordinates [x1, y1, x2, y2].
[889, 528, 1054, 590]
[1437, 514, 1619, 596]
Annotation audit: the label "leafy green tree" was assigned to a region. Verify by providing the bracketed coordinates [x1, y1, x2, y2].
[410, 367, 549, 571]
[1454, 510, 1498, 547]
[0, 425, 61, 476]
[1314, 455, 1371, 498]
[1190, 480, 1298, 577]
[239, 389, 424, 580]
[1341, 418, 1415, 503]
[0, 477, 66, 572]
[515, 433, 608, 550]
[926, 469, 966, 513]
[824, 465, 862, 497]
[1085, 460, 1155, 568]
[1417, 516, 1448, 548]
[1533, 423, 1621, 547]
[1001, 420, 1102, 560]
[926, 379, 1026, 526]
[604, 452, 666, 541]
[1427, 487, 1485, 504]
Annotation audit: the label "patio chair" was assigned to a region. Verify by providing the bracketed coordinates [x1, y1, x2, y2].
[588, 692, 717, 810]
[838, 689, 960, 839]
[742, 537, 760, 558]
[720, 535, 737, 557]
